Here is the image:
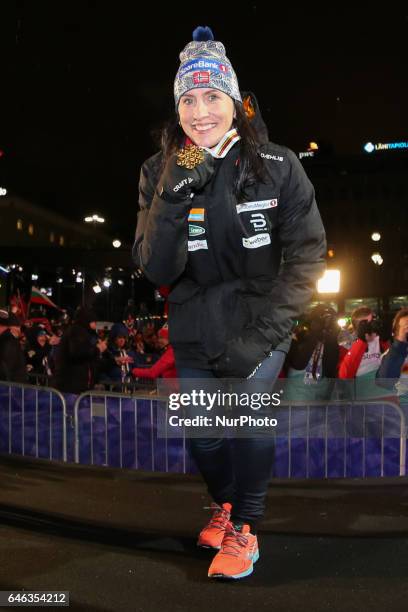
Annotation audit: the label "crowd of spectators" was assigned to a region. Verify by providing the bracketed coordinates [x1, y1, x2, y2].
[1, 300, 408, 407]
[282, 304, 408, 408]
[0, 302, 171, 394]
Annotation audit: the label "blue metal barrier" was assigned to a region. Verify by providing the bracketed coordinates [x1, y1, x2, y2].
[73, 392, 197, 473]
[73, 391, 406, 478]
[2, 381, 406, 478]
[0, 381, 68, 461]
[273, 401, 406, 478]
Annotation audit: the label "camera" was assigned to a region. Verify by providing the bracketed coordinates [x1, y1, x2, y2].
[357, 318, 382, 339]
[310, 307, 337, 332]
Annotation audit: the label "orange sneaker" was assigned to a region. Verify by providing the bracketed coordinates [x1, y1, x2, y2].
[197, 502, 232, 550]
[208, 524, 259, 579]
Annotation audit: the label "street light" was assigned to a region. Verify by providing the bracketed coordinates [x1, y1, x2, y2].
[317, 270, 341, 293]
[371, 252, 383, 265]
[84, 214, 105, 224]
[371, 232, 381, 242]
[112, 239, 121, 248]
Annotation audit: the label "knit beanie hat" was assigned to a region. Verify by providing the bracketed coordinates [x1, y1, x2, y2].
[174, 26, 242, 108]
[35, 328, 48, 337]
[110, 322, 129, 339]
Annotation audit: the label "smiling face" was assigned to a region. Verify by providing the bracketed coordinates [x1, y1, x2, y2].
[178, 88, 235, 148]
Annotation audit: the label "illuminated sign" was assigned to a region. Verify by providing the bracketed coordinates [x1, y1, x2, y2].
[299, 142, 319, 160]
[299, 151, 315, 160]
[364, 141, 408, 153]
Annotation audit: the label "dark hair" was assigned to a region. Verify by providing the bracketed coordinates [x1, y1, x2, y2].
[351, 306, 373, 330]
[159, 100, 266, 203]
[392, 307, 408, 336]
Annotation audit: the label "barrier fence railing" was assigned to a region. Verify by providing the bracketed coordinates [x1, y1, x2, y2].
[2, 380, 407, 478]
[0, 380, 68, 462]
[278, 400, 407, 478]
[73, 391, 188, 473]
[73, 390, 407, 478]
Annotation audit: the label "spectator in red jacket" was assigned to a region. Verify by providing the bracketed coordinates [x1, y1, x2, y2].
[338, 306, 389, 399]
[132, 325, 177, 379]
[338, 307, 389, 379]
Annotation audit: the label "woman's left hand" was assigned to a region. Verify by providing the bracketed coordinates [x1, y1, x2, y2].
[210, 328, 276, 378]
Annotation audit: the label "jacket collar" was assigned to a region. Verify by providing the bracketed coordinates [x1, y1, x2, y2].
[185, 128, 240, 159]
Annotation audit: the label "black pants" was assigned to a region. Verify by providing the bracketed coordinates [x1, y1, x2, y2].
[178, 352, 284, 529]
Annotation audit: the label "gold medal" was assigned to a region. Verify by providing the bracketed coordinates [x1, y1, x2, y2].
[176, 144, 205, 169]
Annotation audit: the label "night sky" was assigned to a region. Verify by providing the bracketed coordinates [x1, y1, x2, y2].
[2, 2, 407, 242]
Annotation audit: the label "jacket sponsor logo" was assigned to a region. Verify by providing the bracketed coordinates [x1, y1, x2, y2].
[356, 336, 382, 376]
[362, 352, 381, 361]
[242, 233, 271, 249]
[249, 213, 267, 231]
[189, 224, 205, 237]
[193, 71, 210, 84]
[260, 153, 284, 162]
[188, 208, 205, 221]
[236, 199, 278, 214]
[174, 177, 193, 192]
[188, 239, 208, 252]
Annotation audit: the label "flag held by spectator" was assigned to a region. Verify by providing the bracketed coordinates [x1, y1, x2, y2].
[30, 286, 60, 310]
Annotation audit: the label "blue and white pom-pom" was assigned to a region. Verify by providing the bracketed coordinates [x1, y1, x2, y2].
[192, 26, 214, 41]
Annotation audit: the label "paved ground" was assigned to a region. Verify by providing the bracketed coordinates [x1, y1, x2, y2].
[1, 455, 408, 611]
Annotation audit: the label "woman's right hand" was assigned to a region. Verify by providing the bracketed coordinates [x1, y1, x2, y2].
[157, 149, 215, 202]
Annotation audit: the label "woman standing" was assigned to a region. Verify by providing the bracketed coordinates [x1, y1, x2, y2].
[133, 27, 326, 579]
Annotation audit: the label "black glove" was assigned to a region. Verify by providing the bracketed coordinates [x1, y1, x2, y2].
[210, 328, 277, 378]
[157, 150, 215, 202]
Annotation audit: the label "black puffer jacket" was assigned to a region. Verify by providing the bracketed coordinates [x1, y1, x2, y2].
[54, 308, 100, 394]
[0, 330, 27, 383]
[133, 95, 326, 377]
